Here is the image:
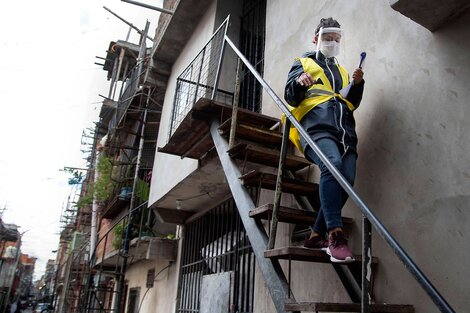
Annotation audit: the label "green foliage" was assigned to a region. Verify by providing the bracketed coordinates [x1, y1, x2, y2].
[74, 154, 116, 209]
[135, 178, 150, 201]
[112, 222, 125, 250]
[112, 221, 140, 250]
[61, 167, 85, 185]
[75, 193, 93, 209]
[69, 171, 84, 185]
[94, 155, 115, 202]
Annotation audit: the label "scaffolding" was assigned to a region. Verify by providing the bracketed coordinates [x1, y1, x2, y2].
[56, 7, 171, 313]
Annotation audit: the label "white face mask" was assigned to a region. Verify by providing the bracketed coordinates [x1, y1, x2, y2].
[320, 40, 340, 58]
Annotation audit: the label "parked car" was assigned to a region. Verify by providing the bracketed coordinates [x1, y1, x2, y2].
[20, 300, 28, 309]
[34, 303, 51, 313]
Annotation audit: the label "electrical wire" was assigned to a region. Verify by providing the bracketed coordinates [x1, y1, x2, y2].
[136, 261, 173, 313]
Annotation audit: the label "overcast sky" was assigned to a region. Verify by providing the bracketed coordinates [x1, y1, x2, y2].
[0, 0, 161, 280]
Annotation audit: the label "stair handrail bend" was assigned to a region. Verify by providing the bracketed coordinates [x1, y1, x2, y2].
[223, 35, 455, 313]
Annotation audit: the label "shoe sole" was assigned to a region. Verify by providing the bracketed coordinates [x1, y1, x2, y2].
[326, 247, 355, 263]
[303, 246, 328, 251]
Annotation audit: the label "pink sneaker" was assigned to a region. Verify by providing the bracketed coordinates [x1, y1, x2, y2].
[327, 231, 355, 263]
[303, 234, 328, 251]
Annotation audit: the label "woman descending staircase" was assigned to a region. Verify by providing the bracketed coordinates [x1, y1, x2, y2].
[162, 97, 413, 312]
[212, 101, 415, 312]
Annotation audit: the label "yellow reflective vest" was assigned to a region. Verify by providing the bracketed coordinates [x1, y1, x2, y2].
[285, 57, 357, 152]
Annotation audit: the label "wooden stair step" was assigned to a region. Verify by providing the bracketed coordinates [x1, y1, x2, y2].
[193, 98, 280, 128]
[228, 143, 311, 171]
[264, 246, 378, 264]
[240, 170, 318, 197]
[218, 119, 283, 148]
[285, 302, 414, 312]
[249, 203, 353, 225]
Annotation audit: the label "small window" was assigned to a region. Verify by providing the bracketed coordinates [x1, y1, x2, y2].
[147, 268, 155, 288]
[127, 287, 140, 313]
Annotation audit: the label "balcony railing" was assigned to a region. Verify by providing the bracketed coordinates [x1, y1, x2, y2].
[101, 167, 152, 219]
[108, 60, 146, 136]
[168, 17, 232, 138]
[107, 25, 150, 137]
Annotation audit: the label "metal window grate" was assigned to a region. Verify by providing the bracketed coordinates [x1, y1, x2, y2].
[177, 194, 257, 313]
[146, 268, 155, 288]
[127, 287, 140, 313]
[239, 0, 266, 113]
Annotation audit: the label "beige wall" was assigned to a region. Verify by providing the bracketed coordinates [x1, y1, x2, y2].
[261, 1, 470, 312]
[149, 1, 217, 206]
[125, 259, 180, 313]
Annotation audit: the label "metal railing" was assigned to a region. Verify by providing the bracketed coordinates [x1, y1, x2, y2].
[108, 23, 150, 137]
[168, 17, 233, 138]
[80, 200, 152, 313]
[59, 240, 90, 313]
[177, 195, 257, 313]
[215, 35, 455, 313]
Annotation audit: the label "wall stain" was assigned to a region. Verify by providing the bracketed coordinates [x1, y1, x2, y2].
[445, 68, 457, 76]
[448, 89, 458, 98]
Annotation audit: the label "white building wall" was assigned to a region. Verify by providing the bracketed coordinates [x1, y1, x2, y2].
[149, 1, 217, 206]
[260, 1, 470, 312]
[124, 259, 179, 313]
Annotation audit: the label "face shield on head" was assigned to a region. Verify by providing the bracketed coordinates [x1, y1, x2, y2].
[316, 27, 343, 59]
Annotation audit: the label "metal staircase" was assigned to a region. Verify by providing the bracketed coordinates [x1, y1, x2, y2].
[159, 17, 455, 313]
[209, 111, 413, 313]
[197, 19, 456, 313]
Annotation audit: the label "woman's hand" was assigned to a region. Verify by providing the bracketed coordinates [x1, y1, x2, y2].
[296, 72, 316, 87]
[353, 68, 364, 84]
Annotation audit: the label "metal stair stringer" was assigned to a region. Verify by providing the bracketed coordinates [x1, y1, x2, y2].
[210, 119, 294, 313]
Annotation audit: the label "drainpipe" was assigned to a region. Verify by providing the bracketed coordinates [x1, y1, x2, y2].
[90, 131, 106, 262]
[89, 150, 100, 262]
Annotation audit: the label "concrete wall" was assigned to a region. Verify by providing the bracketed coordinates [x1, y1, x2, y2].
[149, 1, 217, 206]
[262, 1, 470, 312]
[148, 0, 469, 312]
[125, 259, 179, 313]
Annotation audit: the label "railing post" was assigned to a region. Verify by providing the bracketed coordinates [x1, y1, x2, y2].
[229, 58, 242, 149]
[362, 216, 372, 313]
[168, 79, 181, 138]
[211, 17, 230, 100]
[193, 47, 206, 106]
[267, 119, 291, 250]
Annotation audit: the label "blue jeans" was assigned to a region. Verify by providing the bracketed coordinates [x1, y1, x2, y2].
[304, 138, 357, 235]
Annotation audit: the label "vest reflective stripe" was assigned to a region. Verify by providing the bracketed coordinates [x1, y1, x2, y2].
[306, 88, 335, 97]
[285, 57, 355, 152]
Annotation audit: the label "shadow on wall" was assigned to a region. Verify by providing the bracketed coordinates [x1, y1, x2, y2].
[355, 96, 408, 210]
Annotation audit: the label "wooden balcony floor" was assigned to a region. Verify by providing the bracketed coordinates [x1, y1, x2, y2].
[158, 98, 279, 159]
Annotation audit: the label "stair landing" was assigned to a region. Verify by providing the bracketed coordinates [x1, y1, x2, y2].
[158, 98, 279, 159]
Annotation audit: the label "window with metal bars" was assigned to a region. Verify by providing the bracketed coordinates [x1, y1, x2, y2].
[239, 0, 266, 113]
[177, 196, 257, 313]
[127, 287, 140, 313]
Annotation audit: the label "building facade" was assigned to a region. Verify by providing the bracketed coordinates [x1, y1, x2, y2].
[67, 1, 470, 312]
